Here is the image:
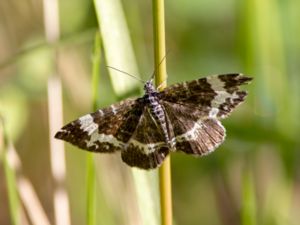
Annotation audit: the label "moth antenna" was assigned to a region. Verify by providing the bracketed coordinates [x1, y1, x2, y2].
[150, 49, 171, 81]
[107, 66, 146, 84]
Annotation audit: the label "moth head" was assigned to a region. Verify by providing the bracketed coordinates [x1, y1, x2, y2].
[144, 79, 156, 93]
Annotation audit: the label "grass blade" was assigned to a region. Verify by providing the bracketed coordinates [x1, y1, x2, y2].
[241, 166, 256, 225]
[86, 32, 102, 225]
[0, 118, 20, 225]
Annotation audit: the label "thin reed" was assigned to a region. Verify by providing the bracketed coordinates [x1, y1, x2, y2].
[152, 0, 173, 224]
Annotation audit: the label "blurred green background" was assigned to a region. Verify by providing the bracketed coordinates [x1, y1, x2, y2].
[0, 0, 299, 225]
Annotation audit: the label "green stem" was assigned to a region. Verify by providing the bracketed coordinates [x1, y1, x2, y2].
[86, 154, 96, 225]
[152, 1, 172, 225]
[0, 118, 20, 225]
[241, 165, 257, 225]
[86, 32, 101, 225]
[159, 157, 172, 225]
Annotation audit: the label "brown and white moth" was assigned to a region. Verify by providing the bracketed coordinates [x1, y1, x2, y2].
[55, 74, 252, 169]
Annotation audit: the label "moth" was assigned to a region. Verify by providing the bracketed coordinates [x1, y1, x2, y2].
[55, 73, 252, 169]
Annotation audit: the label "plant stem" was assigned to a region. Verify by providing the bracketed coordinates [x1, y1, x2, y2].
[153, 0, 167, 86]
[241, 164, 256, 225]
[86, 154, 96, 225]
[159, 157, 172, 225]
[152, 0, 172, 225]
[0, 119, 20, 225]
[86, 32, 101, 225]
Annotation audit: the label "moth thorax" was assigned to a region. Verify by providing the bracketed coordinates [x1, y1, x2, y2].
[144, 80, 156, 94]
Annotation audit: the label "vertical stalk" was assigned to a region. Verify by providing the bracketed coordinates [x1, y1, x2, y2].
[0, 118, 20, 225]
[86, 154, 96, 225]
[86, 32, 102, 225]
[43, 0, 70, 224]
[241, 166, 257, 225]
[152, 0, 172, 225]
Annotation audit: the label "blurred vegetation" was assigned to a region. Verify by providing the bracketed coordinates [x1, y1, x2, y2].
[0, 0, 299, 225]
